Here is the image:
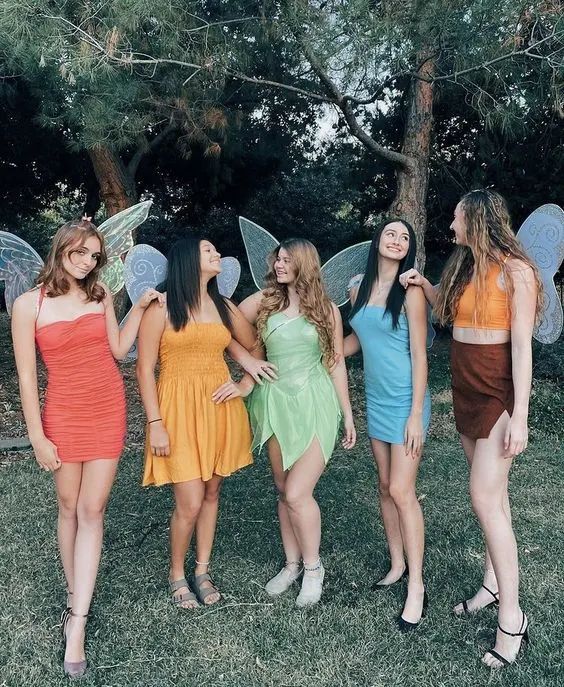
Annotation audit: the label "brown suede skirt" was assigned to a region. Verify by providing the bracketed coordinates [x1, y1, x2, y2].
[450, 340, 514, 440]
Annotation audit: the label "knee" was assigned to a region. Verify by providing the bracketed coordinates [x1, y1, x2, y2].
[284, 485, 306, 511]
[470, 488, 497, 521]
[174, 499, 203, 522]
[77, 500, 106, 525]
[378, 477, 391, 499]
[203, 483, 221, 505]
[58, 496, 78, 520]
[388, 481, 415, 510]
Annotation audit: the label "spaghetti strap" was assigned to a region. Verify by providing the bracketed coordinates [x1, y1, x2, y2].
[35, 286, 45, 323]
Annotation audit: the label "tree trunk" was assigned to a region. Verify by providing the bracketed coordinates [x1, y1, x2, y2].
[390, 53, 436, 268]
[88, 146, 138, 216]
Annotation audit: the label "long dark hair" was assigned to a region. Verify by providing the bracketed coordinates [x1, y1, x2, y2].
[349, 218, 417, 328]
[161, 236, 232, 332]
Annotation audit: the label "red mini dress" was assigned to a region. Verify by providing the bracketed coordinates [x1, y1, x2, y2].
[34, 289, 126, 462]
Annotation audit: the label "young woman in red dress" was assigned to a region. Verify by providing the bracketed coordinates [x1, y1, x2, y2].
[11, 219, 161, 678]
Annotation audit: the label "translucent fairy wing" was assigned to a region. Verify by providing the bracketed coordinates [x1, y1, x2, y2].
[0, 231, 44, 314]
[98, 200, 153, 259]
[321, 242, 371, 306]
[97, 200, 153, 294]
[217, 257, 241, 298]
[124, 244, 168, 303]
[238, 216, 279, 290]
[516, 204, 564, 344]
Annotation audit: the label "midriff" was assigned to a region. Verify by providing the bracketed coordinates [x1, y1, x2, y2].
[453, 326, 510, 344]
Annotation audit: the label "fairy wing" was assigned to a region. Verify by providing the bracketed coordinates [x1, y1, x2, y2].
[321, 242, 371, 307]
[0, 231, 44, 314]
[217, 257, 241, 298]
[516, 204, 564, 344]
[98, 200, 153, 294]
[239, 216, 279, 290]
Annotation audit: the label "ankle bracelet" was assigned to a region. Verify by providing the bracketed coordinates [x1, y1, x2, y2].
[285, 560, 301, 568]
[195, 560, 210, 567]
[304, 559, 321, 572]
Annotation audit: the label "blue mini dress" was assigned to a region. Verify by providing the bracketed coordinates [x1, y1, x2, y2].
[350, 305, 431, 445]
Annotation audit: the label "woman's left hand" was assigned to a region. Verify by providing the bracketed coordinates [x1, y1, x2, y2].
[212, 378, 253, 403]
[404, 413, 424, 460]
[341, 415, 356, 450]
[137, 289, 165, 310]
[504, 413, 528, 458]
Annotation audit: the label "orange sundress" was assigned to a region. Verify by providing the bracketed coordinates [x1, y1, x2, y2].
[142, 322, 252, 486]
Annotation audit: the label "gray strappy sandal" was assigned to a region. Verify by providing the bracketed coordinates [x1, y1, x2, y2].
[192, 572, 222, 605]
[169, 578, 199, 609]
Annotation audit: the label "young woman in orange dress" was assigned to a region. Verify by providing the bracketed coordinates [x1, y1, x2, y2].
[136, 236, 260, 610]
[11, 219, 161, 678]
[400, 189, 542, 667]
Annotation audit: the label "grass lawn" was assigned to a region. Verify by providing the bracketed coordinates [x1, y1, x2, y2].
[0, 312, 563, 687]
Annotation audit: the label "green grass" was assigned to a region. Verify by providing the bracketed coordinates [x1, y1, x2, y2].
[1, 314, 563, 687]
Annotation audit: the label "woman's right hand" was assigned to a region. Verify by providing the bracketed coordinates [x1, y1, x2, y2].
[240, 356, 278, 385]
[149, 421, 170, 457]
[32, 437, 62, 472]
[399, 268, 424, 289]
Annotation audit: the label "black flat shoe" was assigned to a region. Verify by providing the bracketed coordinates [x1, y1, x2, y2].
[397, 590, 428, 633]
[371, 567, 408, 591]
[455, 584, 499, 616]
[484, 612, 530, 668]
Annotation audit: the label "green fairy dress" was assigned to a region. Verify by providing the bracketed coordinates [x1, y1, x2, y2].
[247, 312, 342, 471]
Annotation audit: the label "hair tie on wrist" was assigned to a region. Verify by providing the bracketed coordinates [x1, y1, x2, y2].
[148, 418, 162, 424]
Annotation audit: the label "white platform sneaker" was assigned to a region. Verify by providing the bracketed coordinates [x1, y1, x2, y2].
[265, 561, 303, 596]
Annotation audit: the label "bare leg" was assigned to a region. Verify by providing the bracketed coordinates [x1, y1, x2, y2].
[194, 475, 223, 604]
[53, 463, 82, 606]
[466, 413, 525, 667]
[389, 444, 425, 623]
[268, 436, 301, 564]
[283, 439, 326, 566]
[169, 479, 205, 609]
[371, 439, 405, 585]
[64, 458, 119, 664]
[453, 433, 501, 614]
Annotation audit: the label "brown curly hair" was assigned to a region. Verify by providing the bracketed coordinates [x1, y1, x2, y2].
[255, 238, 336, 367]
[434, 189, 543, 327]
[38, 219, 108, 302]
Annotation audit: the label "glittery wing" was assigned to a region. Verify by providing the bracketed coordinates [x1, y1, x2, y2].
[238, 216, 279, 289]
[516, 204, 564, 344]
[124, 244, 168, 303]
[98, 200, 153, 294]
[321, 242, 371, 306]
[0, 231, 44, 314]
[217, 257, 241, 298]
[347, 272, 436, 349]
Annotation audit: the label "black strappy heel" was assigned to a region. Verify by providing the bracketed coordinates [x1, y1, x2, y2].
[456, 584, 499, 615]
[485, 612, 529, 668]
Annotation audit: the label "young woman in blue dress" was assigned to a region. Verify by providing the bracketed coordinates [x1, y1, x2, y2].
[344, 219, 431, 631]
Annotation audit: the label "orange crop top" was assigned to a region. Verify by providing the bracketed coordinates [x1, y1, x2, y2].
[454, 263, 511, 330]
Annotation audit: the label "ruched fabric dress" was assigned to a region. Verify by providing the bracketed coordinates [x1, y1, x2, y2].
[35, 291, 126, 462]
[350, 305, 431, 445]
[247, 313, 341, 471]
[142, 323, 252, 487]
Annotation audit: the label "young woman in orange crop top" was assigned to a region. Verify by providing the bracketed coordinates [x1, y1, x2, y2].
[400, 189, 542, 669]
[11, 219, 162, 678]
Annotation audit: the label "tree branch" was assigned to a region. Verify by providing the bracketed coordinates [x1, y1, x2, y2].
[127, 121, 176, 177]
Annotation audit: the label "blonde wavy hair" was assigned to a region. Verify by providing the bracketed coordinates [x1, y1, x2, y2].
[255, 238, 335, 366]
[38, 219, 108, 302]
[434, 189, 543, 327]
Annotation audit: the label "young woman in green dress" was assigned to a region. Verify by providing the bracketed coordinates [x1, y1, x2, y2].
[235, 238, 356, 606]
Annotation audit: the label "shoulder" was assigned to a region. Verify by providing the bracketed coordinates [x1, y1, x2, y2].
[505, 257, 534, 276]
[405, 284, 426, 306]
[12, 288, 40, 315]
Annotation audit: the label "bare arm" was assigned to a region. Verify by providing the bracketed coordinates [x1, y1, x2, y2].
[102, 283, 164, 360]
[11, 291, 61, 471]
[399, 269, 437, 307]
[329, 303, 356, 449]
[404, 286, 429, 459]
[237, 290, 264, 325]
[505, 260, 537, 457]
[135, 302, 169, 456]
